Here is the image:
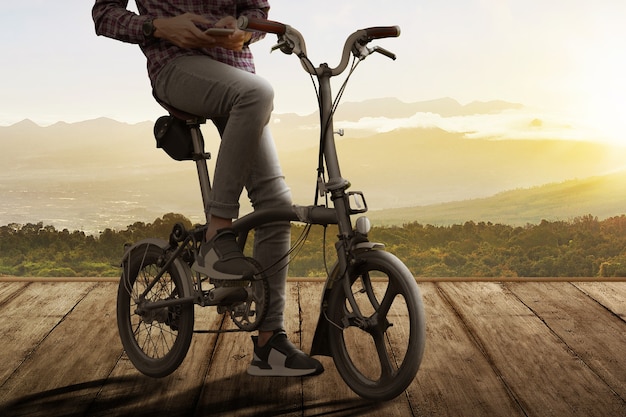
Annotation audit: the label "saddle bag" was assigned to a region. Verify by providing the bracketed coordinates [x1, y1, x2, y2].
[154, 115, 195, 161]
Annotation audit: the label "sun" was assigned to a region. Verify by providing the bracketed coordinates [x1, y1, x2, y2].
[576, 58, 626, 146]
[587, 95, 626, 147]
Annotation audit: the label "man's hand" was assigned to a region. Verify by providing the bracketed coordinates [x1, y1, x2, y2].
[211, 16, 252, 51]
[154, 13, 252, 51]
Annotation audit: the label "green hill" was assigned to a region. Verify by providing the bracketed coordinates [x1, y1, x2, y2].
[367, 170, 626, 226]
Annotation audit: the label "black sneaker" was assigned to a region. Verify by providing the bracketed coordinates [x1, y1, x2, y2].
[247, 330, 324, 377]
[192, 228, 257, 280]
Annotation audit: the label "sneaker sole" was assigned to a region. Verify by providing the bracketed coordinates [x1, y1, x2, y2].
[246, 350, 323, 377]
[246, 363, 322, 377]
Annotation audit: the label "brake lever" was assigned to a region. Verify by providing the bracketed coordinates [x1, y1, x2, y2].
[271, 38, 294, 55]
[370, 46, 397, 61]
[352, 41, 397, 61]
[270, 27, 307, 58]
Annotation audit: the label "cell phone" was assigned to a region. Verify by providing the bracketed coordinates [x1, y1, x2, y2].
[204, 28, 235, 36]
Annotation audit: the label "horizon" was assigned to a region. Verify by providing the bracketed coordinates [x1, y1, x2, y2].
[2, 101, 626, 234]
[4, 96, 625, 148]
[1, 1, 626, 146]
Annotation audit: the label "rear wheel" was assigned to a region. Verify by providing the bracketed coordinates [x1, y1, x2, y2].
[117, 243, 194, 378]
[327, 250, 426, 401]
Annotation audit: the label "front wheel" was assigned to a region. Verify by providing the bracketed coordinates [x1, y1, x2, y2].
[327, 250, 426, 401]
[117, 243, 194, 378]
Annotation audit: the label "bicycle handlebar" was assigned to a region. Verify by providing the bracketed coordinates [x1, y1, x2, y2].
[363, 26, 402, 40]
[238, 16, 400, 40]
[238, 16, 400, 76]
[238, 16, 287, 35]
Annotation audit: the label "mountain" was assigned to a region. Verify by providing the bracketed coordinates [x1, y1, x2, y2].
[1, 98, 625, 233]
[367, 170, 626, 226]
[280, 126, 626, 209]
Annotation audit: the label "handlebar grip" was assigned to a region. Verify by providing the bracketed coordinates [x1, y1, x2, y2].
[364, 26, 401, 40]
[237, 16, 287, 35]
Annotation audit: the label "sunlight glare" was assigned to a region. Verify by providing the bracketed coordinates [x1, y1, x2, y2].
[569, 17, 626, 146]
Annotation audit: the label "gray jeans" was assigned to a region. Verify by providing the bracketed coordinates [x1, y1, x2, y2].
[154, 55, 292, 332]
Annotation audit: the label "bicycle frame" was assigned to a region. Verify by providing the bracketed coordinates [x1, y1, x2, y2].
[123, 19, 400, 318]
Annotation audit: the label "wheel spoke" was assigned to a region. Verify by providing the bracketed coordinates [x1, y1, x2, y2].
[369, 284, 398, 382]
[377, 281, 397, 320]
[372, 331, 396, 380]
[360, 272, 380, 310]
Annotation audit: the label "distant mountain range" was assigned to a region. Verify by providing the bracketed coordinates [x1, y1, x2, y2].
[1, 97, 625, 232]
[368, 170, 626, 226]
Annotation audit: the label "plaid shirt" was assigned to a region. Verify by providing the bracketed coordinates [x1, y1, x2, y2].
[92, 0, 269, 85]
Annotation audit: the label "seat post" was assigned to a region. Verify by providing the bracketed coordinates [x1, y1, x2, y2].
[153, 92, 214, 225]
[188, 121, 212, 225]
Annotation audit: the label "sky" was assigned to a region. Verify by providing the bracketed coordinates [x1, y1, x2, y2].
[2, 1, 626, 145]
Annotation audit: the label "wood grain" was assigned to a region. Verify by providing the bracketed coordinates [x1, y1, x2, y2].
[0, 280, 624, 416]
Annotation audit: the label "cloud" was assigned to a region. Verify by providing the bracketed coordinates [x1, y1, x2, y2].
[335, 109, 610, 142]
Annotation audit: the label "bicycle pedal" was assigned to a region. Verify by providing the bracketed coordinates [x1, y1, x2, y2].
[204, 286, 249, 305]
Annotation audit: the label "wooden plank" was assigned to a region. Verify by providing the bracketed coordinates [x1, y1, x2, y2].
[0, 283, 119, 416]
[406, 283, 523, 416]
[194, 282, 303, 417]
[438, 282, 626, 417]
[0, 282, 95, 385]
[86, 304, 224, 416]
[0, 282, 28, 307]
[508, 282, 626, 400]
[1, 281, 625, 416]
[574, 281, 626, 319]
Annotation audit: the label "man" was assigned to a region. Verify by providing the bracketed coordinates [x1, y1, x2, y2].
[92, 0, 323, 377]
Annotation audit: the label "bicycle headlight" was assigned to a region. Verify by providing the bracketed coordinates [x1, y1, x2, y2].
[355, 216, 371, 235]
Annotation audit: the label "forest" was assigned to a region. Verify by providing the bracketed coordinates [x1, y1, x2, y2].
[1, 212, 625, 278]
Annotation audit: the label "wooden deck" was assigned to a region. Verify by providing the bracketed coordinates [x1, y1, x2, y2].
[0, 279, 625, 416]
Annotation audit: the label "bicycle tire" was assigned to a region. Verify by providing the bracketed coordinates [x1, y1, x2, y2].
[117, 243, 194, 378]
[327, 250, 425, 401]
